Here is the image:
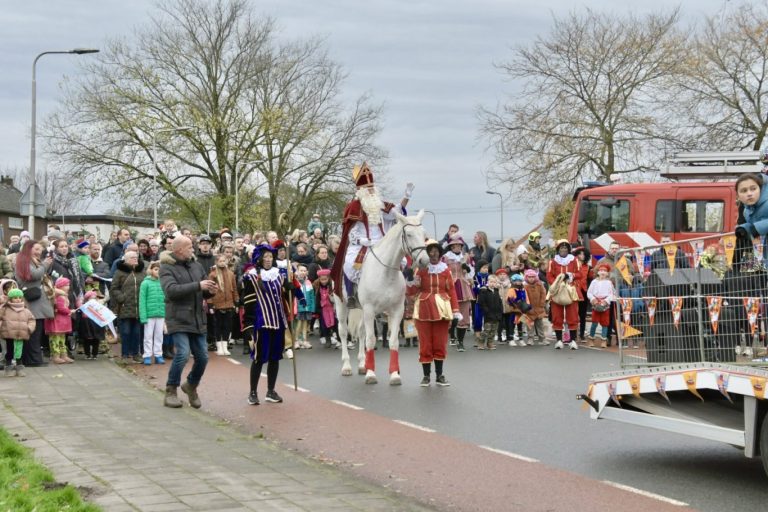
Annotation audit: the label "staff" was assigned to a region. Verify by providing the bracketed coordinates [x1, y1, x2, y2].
[279, 212, 299, 391]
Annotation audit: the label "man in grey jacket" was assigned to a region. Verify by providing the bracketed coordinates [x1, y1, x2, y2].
[161, 236, 218, 408]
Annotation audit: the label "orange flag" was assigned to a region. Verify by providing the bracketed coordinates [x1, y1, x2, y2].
[722, 234, 736, 267]
[706, 296, 722, 334]
[743, 297, 760, 336]
[683, 371, 704, 401]
[750, 377, 766, 400]
[664, 244, 678, 274]
[669, 297, 684, 329]
[618, 298, 633, 326]
[614, 255, 632, 285]
[628, 376, 641, 398]
[646, 298, 657, 326]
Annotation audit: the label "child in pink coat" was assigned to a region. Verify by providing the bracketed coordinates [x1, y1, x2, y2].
[45, 277, 74, 364]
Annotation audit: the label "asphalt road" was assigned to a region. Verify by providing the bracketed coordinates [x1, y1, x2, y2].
[230, 334, 768, 512]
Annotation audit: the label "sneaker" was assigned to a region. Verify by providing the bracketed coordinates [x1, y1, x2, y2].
[500, 333, 507, 342]
[540, 339, 551, 346]
[331, 340, 341, 349]
[420, 376, 430, 387]
[155, 356, 165, 364]
[508, 340, 518, 347]
[554, 341, 564, 350]
[247, 390, 259, 406]
[435, 375, 450, 387]
[457, 345, 466, 352]
[513, 334, 520, 342]
[320, 337, 327, 346]
[449, 338, 457, 346]
[301, 341, 313, 349]
[284, 348, 294, 359]
[569, 341, 578, 350]
[265, 390, 283, 403]
[143, 357, 152, 365]
[5, 365, 14, 377]
[488, 343, 497, 350]
[15, 365, 26, 377]
[494, 334, 499, 342]
[526, 339, 534, 346]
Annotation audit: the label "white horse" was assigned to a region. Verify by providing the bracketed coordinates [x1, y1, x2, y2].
[334, 210, 429, 385]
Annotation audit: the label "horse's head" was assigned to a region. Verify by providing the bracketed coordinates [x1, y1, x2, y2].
[394, 209, 430, 267]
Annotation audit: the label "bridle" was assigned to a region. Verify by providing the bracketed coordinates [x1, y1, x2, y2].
[367, 222, 427, 271]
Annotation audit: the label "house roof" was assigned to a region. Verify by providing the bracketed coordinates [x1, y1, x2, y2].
[0, 182, 22, 215]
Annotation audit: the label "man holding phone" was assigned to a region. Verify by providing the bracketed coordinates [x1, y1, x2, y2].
[160, 235, 219, 409]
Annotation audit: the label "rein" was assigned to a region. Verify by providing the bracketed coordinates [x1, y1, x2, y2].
[367, 223, 426, 271]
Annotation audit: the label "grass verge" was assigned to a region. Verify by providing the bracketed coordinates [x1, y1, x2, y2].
[0, 426, 100, 511]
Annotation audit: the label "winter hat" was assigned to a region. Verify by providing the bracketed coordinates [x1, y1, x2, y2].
[596, 263, 611, 273]
[317, 269, 331, 277]
[494, 268, 508, 277]
[7, 288, 23, 300]
[20, 230, 31, 239]
[446, 233, 466, 248]
[516, 245, 528, 256]
[271, 239, 286, 250]
[84, 290, 98, 301]
[524, 269, 539, 279]
[77, 239, 90, 249]
[511, 273, 524, 282]
[476, 259, 489, 271]
[55, 277, 70, 288]
[250, 243, 277, 265]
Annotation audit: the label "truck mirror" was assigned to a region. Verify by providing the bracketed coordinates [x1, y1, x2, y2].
[577, 222, 589, 234]
[577, 207, 587, 223]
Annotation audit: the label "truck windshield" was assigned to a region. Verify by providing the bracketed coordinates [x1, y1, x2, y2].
[578, 198, 630, 238]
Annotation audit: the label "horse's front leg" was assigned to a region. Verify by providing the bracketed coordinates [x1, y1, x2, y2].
[335, 296, 352, 376]
[363, 305, 377, 384]
[387, 304, 405, 386]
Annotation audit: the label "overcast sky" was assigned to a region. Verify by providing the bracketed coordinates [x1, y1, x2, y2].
[2, 0, 727, 243]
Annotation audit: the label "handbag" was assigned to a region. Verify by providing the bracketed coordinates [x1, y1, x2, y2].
[547, 274, 575, 306]
[403, 319, 417, 338]
[434, 294, 454, 321]
[22, 286, 42, 302]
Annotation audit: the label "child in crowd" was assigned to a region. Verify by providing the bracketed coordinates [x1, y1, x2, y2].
[472, 260, 490, 340]
[0, 279, 17, 371]
[402, 293, 418, 348]
[587, 263, 616, 348]
[523, 269, 549, 345]
[139, 261, 167, 364]
[495, 269, 513, 344]
[208, 255, 239, 356]
[313, 269, 339, 348]
[45, 277, 74, 364]
[506, 273, 531, 346]
[75, 240, 94, 277]
[79, 290, 106, 360]
[1, 288, 35, 377]
[477, 274, 503, 350]
[294, 264, 315, 349]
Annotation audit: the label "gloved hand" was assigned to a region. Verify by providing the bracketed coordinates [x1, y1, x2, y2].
[359, 237, 372, 247]
[403, 268, 414, 281]
[453, 312, 463, 321]
[736, 223, 757, 238]
[404, 182, 415, 199]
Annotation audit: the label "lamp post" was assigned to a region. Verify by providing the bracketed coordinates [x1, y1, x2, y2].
[29, 48, 99, 238]
[235, 159, 264, 233]
[151, 126, 192, 231]
[423, 209, 438, 239]
[485, 190, 503, 242]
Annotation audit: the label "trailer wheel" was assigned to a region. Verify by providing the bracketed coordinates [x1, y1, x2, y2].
[761, 411, 768, 478]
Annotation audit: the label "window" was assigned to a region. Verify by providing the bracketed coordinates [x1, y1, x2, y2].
[8, 217, 23, 230]
[578, 198, 630, 238]
[681, 200, 724, 233]
[655, 200, 675, 232]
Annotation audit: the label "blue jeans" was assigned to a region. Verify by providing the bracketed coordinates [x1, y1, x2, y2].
[166, 332, 208, 387]
[120, 318, 142, 357]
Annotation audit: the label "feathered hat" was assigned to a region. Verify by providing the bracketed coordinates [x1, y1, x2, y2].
[250, 243, 277, 265]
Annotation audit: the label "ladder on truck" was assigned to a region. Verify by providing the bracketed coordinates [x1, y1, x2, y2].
[662, 151, 763, 179]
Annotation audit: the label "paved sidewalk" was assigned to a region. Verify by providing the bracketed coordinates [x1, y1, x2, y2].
[0, 360, 434, 512]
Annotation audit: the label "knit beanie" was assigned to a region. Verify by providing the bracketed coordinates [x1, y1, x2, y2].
[55, 277, 70, 288]
[7, 288, 23, 299]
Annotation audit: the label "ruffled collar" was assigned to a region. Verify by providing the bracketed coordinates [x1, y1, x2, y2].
[259, 267, 281, 282]
[427, 261, 447, 274]
[554, 254, 574, 266]
[443, 251, 464, 263]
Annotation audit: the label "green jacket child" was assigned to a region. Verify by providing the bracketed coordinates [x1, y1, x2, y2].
[139, 270, 166, 324]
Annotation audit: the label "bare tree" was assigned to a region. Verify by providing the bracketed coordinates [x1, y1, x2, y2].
[1, 165, 90, 216]
[668, 2, 768, 151]
[45, 0, 383, 230]
[479, 9, 684, 197]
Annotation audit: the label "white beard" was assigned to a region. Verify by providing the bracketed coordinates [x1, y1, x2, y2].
[356, 187, 383, 226]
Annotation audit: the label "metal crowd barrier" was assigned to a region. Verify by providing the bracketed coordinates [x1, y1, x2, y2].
[611, 232, 768, 368]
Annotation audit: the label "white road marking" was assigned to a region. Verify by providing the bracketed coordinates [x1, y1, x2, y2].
[479, 445, 539, 463]
[226, 358, 242, 365]
[393, 420, 436, 433]
[331, 400, 364, 410]
[283, 384, 309, 393]
[602, 480, 688, 506]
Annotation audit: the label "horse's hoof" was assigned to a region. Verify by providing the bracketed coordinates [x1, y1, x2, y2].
[341, 367, 353, 377]
[358, 366, 366, 375]
[365, 373, 378, 385]
[390, 375, 402, 386]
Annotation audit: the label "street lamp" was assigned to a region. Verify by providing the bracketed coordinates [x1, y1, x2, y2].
[423, 209, 438, 239]
[29, 48, 99, 238]
[151, 126, 193, 230]
[235, 159, 264, 233]
[485, 190, 503, 242]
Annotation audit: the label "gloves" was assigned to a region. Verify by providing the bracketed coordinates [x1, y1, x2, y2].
[404, 182, 415, 199]
[359, 237, 372, 247]
[403, 268, 414, 281]
[453, 312, 463, 321]
[736, 224, 757, 239]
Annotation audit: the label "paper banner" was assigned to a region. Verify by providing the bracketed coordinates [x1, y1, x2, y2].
[722, 234, 736, 266]
[716, 373, 733, 403]
[622, 323, 643, 338]
[655, 374, 671, 404]
[706, 296, 722, 334]
[633, 249, 645, 273]
[683, 371, 704, 401]
[750, 377, 766, 400]
[628, 376, 641, 398]
[664, 244, 678, 275]
[646, 298, 657, 326]
[608, 382, 621, 408]
[614, 255, 633, 285]
[743, 297, 760, 336]
[754, 236, 765, 262]
[619, 298, 633, 325]
[692, 240, 705, 268]
[669, 297, 684, 329]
